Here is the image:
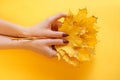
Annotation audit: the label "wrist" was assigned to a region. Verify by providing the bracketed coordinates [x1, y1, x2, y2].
[25, 27, 35, 37]
[20, 27, 31, 37]
[10, 39, 31, 49]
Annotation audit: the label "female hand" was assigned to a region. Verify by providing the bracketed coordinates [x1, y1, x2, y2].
[16, 39, 69, 57]
[27, 13, 69, 38]
[0, 35, 69, 57]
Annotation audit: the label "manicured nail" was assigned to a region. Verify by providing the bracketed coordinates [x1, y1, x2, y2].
[62, 33, 69, 37]
[63, 39, 69, 43]
[51, 25, 58, 31]
[52, 45, 56, 51]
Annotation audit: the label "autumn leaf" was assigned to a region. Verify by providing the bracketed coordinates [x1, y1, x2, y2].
[55, 8, 98, 66]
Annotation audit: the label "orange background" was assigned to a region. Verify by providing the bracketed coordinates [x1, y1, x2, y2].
[0, 0, 120, 80]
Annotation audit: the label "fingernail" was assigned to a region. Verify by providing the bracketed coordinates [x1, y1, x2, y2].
[62, 33, 69, 37]
[63, 39, 69, 43]
[51, 25, 58, 31]
[52, 45, 56, 51]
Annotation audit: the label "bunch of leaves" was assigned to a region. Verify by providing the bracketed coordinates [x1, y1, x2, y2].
[55, 8, 98, 66]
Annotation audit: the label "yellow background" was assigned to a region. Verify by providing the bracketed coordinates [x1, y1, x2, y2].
[0, 0, 120, 80]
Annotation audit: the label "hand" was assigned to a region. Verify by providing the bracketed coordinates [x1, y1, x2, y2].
[19, 39, 69, 57]
[0, 35, 69, 57]
[0, 12, 69, 57]
[27, 13, 68, 38]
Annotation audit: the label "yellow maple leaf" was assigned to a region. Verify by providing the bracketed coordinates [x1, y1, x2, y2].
[55, 8, 98, 66]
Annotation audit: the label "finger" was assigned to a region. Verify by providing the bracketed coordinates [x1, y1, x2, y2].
[45, 39, 69, 46]
[51, 21, 62, 31]
[47, 13, 67, 23]
[55, 21, 62, 27]
[33, 46, 56, 57]
[45, 47, 57, 57]
[47, 30, 69, 38]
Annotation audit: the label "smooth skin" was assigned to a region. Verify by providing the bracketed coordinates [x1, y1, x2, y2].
[0, 13, 69, 57]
